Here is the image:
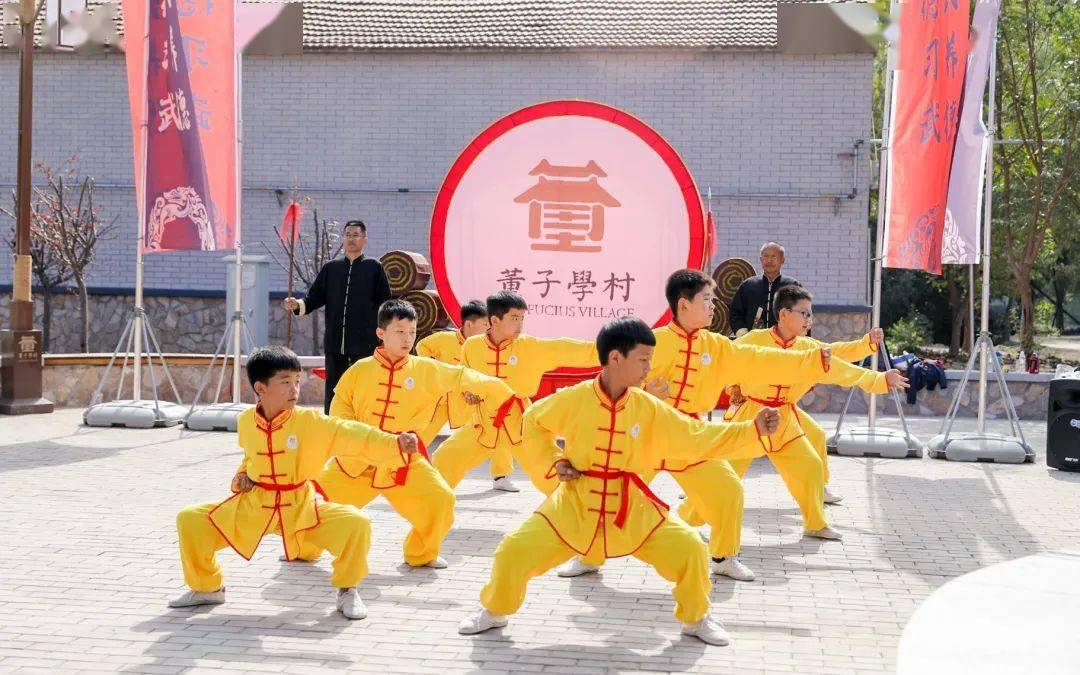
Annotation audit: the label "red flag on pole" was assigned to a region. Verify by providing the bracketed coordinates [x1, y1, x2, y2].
[278, 200, 303, 245]
[122, 0, 236, 253]
[703, 209, 718, 268]
[882, 0, 969, 274]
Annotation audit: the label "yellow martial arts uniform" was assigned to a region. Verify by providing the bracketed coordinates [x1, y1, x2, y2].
[756, 328, 881, 481]
[415, 329, 516, 478]
[648, 321, 867, 558]
[415, 329, 467, 441]
[176, 406, 401, 592]
[305, 347, 515, 566]
[724, 328, 887, 530]
[432, 332, 597, 492]
[478, 378, 765, 623]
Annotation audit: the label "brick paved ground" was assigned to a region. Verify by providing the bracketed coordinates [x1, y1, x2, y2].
[1, 409, 1076, 674]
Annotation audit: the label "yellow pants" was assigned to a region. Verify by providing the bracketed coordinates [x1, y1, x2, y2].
[300, 459, 455, 567]
[800, 411, 831, 484]
[672, 460, 744, 559]
[480, 512, 712, 624]
[728, 435, 828, 531]
[433, 424, 553, 493]
[421, 406, 514, 479]
[176, 500, 371, 592]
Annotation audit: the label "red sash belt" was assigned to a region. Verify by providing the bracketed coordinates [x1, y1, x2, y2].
[581, 470, 669, 529]
[392, 434, 429, 486]
[493, 395, 525, 431]
[254, 480, 327, 501]
[747, 396, 792, 408]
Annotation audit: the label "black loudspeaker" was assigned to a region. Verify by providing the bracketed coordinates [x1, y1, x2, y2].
[1047, 378, 1080, 471]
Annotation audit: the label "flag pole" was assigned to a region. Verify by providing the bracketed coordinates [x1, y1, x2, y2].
[230, 40, 244, 402]
[132, 0, 151, 401]
[976, 31, 998, 432]
[284, 206, 297, 348]
[869, 1, 900, 429]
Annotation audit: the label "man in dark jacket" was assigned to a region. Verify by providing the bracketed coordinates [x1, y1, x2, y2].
[729, 242, 800, 335]
[283, 220, 391, 412]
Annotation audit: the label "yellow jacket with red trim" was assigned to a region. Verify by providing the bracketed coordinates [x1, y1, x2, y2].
[725, 328, 888, 452]
[460, 332, 598, 447]
[329, 348, 514, 486]
[415, 330, 473, 429]
[646, 322, 853, 471]
[523, 378, 765, 558]
[209, 406, 400, 561]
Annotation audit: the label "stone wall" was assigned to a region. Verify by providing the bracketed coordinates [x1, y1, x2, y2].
[41, 355, 326, 409]
[800, 372, 1050, 422]
[2, 291, 872, 356]
[36, 353, 1050, 420]
[0, 292, 321, 355]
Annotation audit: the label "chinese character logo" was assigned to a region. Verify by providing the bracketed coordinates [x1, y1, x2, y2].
[18, 334, 37, 359]
[514, 160, 621, 253]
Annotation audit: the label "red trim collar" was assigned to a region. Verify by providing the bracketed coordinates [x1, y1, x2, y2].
[770, 327, 797, 349]
[592, 376, 630, 412]
[254, 405, 293, 431]
[669, 320, 699, 340]
[373, 346, 409, 369]
[484, 333, 514, 350]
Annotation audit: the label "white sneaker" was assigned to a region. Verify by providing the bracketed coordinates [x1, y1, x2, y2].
[168, 588, 225, 608]
[492, 476, 520, 492]
[458, 608, 509, 635]
[711, 557, 755, 582]
[804, 525, 843, 540]
[556, 557, 601, 578]
[681, 614, 731, 646]
[824, 487, 844, 504]
[422, 556, 449, 569]
[336, 588, 367, 620]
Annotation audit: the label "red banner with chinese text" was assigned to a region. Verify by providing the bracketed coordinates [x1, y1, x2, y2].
[882, 0, 969, 274]
[122, 0, 236, 253]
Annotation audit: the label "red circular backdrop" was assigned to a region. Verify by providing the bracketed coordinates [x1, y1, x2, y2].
[430, 100, 708, 395]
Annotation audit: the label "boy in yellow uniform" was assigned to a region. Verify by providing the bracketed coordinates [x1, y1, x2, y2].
[725, 286, 904, 522]
[458, 317, 783, 645]
[415, 300, 506, 473]
[433, 291, 598, 494]
[558, 270, 903, 581]
[730, 312, 882, 504]
[298, 300, 515, 569]
[168, 346, 419, 620]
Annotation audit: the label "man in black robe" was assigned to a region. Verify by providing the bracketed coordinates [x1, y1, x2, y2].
[729, 242, 801, 335]
[284, 220, 391, 412]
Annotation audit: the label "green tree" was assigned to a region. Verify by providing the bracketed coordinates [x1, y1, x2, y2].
[994, 0, 1079, 350]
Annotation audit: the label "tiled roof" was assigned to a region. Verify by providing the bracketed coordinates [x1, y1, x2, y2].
[2, 0, 780, 51]
[302, 0, 777, 50]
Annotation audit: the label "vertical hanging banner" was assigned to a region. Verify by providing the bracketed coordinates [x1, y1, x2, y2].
[943, 0, 1000, 265]
[122, 0, 236, 252]
[883, 0, 969, 274]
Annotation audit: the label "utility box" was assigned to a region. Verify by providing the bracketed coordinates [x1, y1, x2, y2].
[223, 255, 269, 352]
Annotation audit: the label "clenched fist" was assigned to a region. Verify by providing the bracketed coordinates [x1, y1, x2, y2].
[727, 385, 745, 407]
[868, 327, 885, 343]
[553, 459, 582, 482]
[231, 472, 255, 493]
[644, 376, 670, 399]
[754, 407, 781, 436]
[461, 391, 483, 405]
[282, 297, 300, 312]
[397, 432, 420, 454]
